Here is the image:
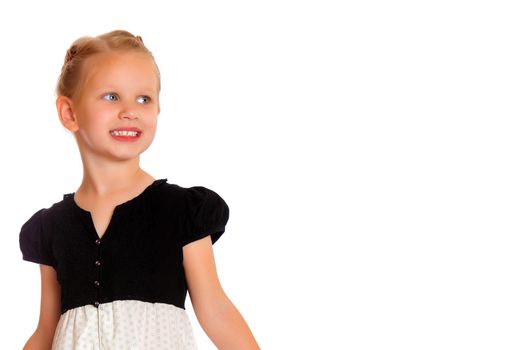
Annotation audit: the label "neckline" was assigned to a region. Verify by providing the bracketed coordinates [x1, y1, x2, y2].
[66, 178, 167, 213]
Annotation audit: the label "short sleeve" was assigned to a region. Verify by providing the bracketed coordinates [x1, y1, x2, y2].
[182, 186, 230, 247]
[19, 208, 56, 267]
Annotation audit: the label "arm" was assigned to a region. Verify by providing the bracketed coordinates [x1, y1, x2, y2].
[183, 236, 260, 350]
[23, 264, 61, 350]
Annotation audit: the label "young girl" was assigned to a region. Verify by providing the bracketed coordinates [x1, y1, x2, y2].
[19, 29, 259, 350]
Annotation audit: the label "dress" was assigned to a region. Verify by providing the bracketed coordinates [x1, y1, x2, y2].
[18, 179, 230, 350]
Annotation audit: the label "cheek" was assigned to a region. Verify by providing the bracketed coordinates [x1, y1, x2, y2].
[91, 107, 119, 126]
[145, 112, 159, 128]
[146, 121, 158, 137]
[78, 108, 113, 131]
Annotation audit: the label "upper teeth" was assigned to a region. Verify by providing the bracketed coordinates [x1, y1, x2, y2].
[111, 130, 139, 136]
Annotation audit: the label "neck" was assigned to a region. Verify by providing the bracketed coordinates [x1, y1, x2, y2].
[77, 158, 153, 196]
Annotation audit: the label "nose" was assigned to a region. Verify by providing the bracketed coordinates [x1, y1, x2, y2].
[119, 109, 140, 119]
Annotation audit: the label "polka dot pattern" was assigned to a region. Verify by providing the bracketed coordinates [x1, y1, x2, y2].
[51, 300, 198, 349]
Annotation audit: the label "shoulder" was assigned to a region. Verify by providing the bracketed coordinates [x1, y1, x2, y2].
[21, 194, 71, 228]
[178, 185, 230, 246]
[154, 180, 228, 207]
[182, 185, 230, 227]
[19, 198, 67, 267]
[19, 196, 71, 244]
[184, 186, 228, 210]
[151, 180, 186, 210]
[20, 207, 47, 233]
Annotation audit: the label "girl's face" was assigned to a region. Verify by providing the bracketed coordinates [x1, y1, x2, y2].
[71, 51, 160, 162]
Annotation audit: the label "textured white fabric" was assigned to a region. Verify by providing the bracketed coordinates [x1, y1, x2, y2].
[51, 300, 199, 349]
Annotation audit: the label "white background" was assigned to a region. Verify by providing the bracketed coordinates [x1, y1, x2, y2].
[2, 0, 524, 349]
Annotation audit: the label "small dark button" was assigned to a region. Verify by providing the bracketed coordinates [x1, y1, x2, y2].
[94, 280, 100, 287]
[95, 239, 101, 245]
[94, 301, 100, 307]
[95, 260, 101, 266]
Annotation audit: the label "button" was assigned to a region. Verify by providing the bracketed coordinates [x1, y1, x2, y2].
[94, 280, 100, 287]
[94, 301, 100, 307]
[95, 260, 101, 266]
[95, 239, 101, 245]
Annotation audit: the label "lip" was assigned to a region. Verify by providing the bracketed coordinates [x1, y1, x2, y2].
[109, 127, 142, 133]
[109, 127, 142, 142]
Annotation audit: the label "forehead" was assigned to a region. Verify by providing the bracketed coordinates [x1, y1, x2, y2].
[79, 51, 158, 93]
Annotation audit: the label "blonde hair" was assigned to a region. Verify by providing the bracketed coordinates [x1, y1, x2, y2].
[56, 29, 161, 99]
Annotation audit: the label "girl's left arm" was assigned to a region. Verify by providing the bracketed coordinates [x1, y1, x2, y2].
[183, 236, 260, 350]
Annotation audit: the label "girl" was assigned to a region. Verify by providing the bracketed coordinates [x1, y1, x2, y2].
[19, 29, 259, 350]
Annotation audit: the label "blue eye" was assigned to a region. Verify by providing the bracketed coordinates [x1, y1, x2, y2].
[138, 96, 150, 104]
[102, 93, 150, 104]
[103, 93, 118, 101]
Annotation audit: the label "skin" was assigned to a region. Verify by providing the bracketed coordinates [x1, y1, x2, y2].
[24, 50, 259, 350]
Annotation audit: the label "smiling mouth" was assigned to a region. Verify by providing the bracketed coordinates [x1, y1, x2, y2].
[110, 130, 141, 137]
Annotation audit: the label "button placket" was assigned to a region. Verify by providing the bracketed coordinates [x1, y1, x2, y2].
[94, 238, 102, 307]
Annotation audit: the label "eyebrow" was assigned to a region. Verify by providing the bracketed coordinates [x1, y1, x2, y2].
[98, 88, 157, 95]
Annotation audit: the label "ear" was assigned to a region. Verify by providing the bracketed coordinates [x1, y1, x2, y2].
[56, 96, 79, 132]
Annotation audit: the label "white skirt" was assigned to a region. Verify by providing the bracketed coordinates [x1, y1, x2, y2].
[51, 300, 199, 350]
